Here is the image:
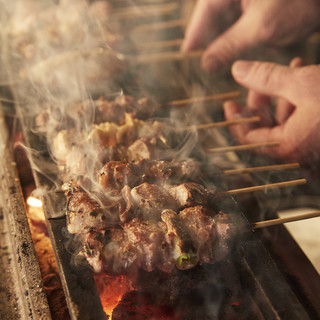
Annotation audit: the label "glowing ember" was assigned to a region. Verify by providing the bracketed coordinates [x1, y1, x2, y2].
[94, 274, 134, 318]
[27, 196, 43, 208]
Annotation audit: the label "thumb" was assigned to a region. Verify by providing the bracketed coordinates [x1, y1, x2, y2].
[231, 60, 296, 102]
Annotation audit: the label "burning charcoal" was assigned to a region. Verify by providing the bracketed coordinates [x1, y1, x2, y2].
[168, 182, 215, 209]
[112, 291, 179, 320]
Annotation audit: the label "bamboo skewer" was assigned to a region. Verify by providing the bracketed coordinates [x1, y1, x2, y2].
[223, 163, 300, 175]
[219, 179, 306, 197]
[137, 38, 184, 50]
[253, 211, 320, 229]
[181, 116, 260, 131]
[132, 50, 203, 64]
[208, 142, 280, 153]
[167, 91, 241, 107]
[0, 97, 17, 103]
[133, 19, 185, 33]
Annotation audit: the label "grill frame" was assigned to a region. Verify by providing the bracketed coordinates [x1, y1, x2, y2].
[0, 103, 52, 320]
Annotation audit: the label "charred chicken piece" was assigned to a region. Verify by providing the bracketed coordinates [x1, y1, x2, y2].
[99, 160, 142, 191]
[120, 183, 178, 223]
[179, 207, 233, 264]
[66, 192, 121, 234]
[141, 159, 201, 185]
[99, 159, 201, 191]
[168, 182, 215, 209]
[99, 219, 172, 275]
[161, 209, 196, 270]
[127, 137, 170, 161]
[80, 207, 234, 275]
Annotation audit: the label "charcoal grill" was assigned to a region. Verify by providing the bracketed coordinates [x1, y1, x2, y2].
[1, 0, 320, 318]
[1, 97, 320, 320]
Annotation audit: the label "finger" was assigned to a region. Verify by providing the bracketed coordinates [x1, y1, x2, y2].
[224, 100, 288, 159]
[275, 57, 304, 123]
[231, 60, 297, 102]
[223, 100, 250, 144]
[246, 90, 273, 127]
[201, 9, 260, 71]
[182, 0, 234, 52]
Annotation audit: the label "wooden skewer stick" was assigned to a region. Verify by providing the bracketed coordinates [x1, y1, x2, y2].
[137, 38, 184, 50]
[208, 142, 280, 153]
[132, 50, 203, 64]
[219, 179, 306, 196]
[114, 3, 179, 19]
[253, 211, 320, 229]
[223, 163, 300, 175]
[0, 97, 17, 103]
[133, 19, 185, 33]
[181, 116, 260, 131]
[167, 90, 241, 107]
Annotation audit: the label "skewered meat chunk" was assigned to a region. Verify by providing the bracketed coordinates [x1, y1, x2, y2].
[120, 183, 178, 223]
[79, 207, 234, 275]
[161, 209, 196, 270]
[99, 159, 201, 191]
[127, 137, 170, 161]
[66, 192, 121, 234]
[179, 207, 232, 264]
[99, 161, 142, 191]
[89, 113, 164, 148]
[169, 182, 214, 209]
[98, 219, 173, 275]
[128, 183, 178, 222]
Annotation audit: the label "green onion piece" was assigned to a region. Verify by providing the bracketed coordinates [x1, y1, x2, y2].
[176, 253, 198, 270]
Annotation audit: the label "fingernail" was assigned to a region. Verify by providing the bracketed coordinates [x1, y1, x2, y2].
[232, 61, 253, 79]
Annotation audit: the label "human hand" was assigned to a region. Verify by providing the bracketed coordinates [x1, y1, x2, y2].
[182, 0, 320, 71]
[223, 58, 320, 164]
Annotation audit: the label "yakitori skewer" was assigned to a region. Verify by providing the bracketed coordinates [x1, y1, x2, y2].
[133, 19, 185, 33]
[208, 142, 280, 153]
[182, 116, 260, 131]
[219, 179, 306, 197]
[223, 163, 300, 175]
[167, 91, 241, 107]
[253, 211, 320, 229]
